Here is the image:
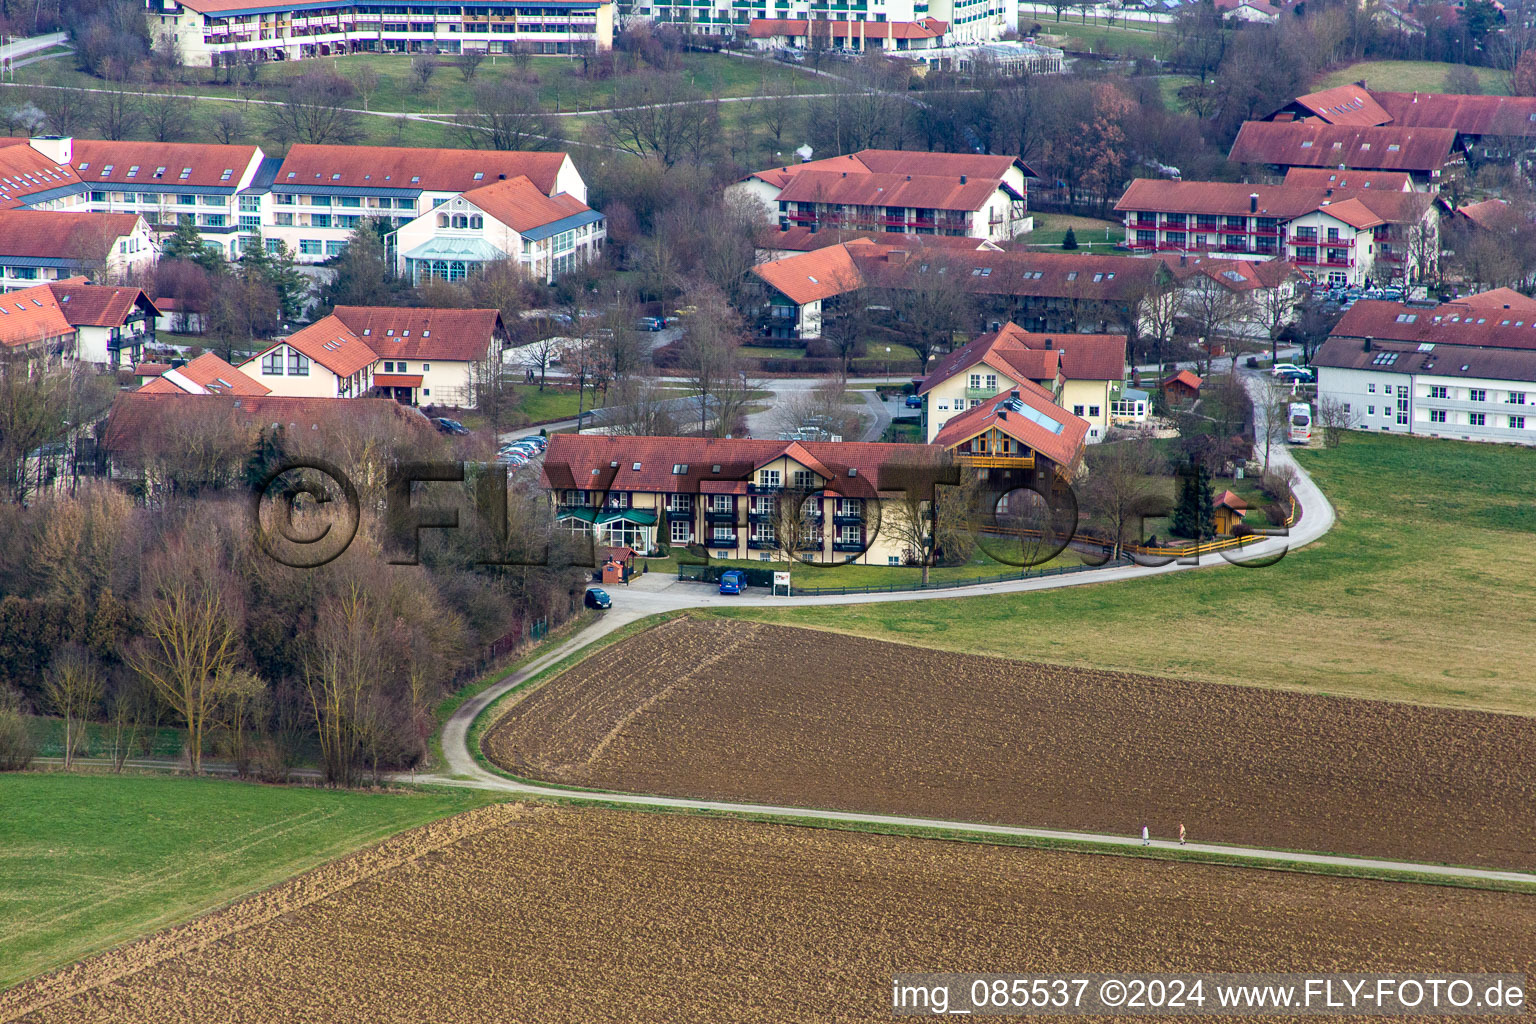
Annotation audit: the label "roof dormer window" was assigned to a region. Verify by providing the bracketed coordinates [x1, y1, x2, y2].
[179, 167, 192, 179]
[220, 168, 233, 181]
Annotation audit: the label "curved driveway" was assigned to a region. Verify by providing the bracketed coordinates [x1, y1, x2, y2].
[420, 430, 1536, 886]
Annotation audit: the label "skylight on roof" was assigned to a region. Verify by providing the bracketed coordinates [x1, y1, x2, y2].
[474, 172, 484, 180]
[179, 168, 191, 179]
[1395, 313, 1416, 323]
[411, 176, 420, 183]
[100, 165, 112, 176]
[154, 166, 166, 177]
[1301, 141, 1313, 148]
[221, 169, 232, 180]
[78, 162, 89, 171]
[127, 165, 139, 177]
[332, 173, 341, 180]
[999, 396, 1064, 434]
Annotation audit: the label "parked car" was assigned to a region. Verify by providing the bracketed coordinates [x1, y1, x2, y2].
[584, 587, 611, 610]
[718, 569, 745, 595]
[1270, 363, 1303, 377]
[1279, 368, 1316, 384]
[903, 394, 923, 409]
[635, 316, 665, 332]
[433, 418, 470, 435]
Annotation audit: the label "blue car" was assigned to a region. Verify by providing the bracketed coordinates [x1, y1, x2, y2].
[903, 394, 923, 409]
[718, 570, 745, 595]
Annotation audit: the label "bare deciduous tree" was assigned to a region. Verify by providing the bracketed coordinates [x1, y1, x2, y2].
[1080, 436, 1167, 559]
[457, 79, 556, 150]
[42, 644, 103, 769]
[263, 68, 364, 145]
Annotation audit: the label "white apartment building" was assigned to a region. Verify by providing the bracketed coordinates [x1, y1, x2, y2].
[389, 173, 605, 284]
[0, 210, 156, 291]
[145, 0, 613, 67]
[1315, 336, 1536, 444]
[264, 144, 587, 262]
[633, 0, 1012, 45]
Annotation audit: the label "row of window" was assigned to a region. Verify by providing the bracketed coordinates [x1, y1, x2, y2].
[380, 360, 430, 372]
[1424, 410, 1527, 428]
[260, 349, 311, 376]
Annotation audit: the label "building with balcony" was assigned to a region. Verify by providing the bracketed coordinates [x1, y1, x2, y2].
[931, 386, 1090, 479]
[1315, 289, 1536, 445]
[918, 321, 1126, 443]
[1114, 178, 1438, 288]
[266, 144, 587, 263]
[750, 240, 866, 340]
[145, 0, 613, 68]
[543, 434, 1029, 564]
[638, 0, 1011, 46]
[50, 281, 161, 368]
[390, 173, 604, 285]
[71, 140, 268, 260]
[0, 282, 82, 362]
[734, 149, 1033, 244]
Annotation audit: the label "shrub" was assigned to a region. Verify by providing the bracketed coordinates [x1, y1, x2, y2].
[0, 691, 36, 771]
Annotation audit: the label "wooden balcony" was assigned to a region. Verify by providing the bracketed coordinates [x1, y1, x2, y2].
[956, 452, 1035, 469]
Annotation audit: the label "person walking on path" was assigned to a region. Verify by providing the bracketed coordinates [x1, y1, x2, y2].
[1142, 825, 1149, 846]
[1179, 823, 1186, 846]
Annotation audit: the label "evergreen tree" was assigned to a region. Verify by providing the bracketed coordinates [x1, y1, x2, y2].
[320, 219, 407, 311]
[244, 426, 292, 491]
[159, 219, 224, 275]
[1171, 461, 1216, 540]
[1061, 227, 1078, 250]
[239, 234, 309, 323]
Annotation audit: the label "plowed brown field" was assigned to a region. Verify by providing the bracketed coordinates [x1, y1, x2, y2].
[5, 805, 1534, 1024]
[484, 618, 1536, 870]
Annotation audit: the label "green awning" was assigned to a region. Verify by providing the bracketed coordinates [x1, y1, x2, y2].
[597, 509, 658, 526]
[557, 507, 600, 523]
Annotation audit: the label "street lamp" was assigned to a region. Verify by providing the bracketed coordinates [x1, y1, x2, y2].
[885, 346, 891, 382]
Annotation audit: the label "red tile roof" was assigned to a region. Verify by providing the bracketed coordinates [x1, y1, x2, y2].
[1115, 178, 1432, 227]
[1456, 199, 1517, 231]
[72, 141, 260, 190]
[747, 149, 1033, 191]
[931, 386, 1090, 473]
[1373, 91, 1536, 138]
[0, 208, 143, 262]
[0, 282, 75, 350]
[1281, 168, 1412, 191]
[1164, 370, 1204, 391]
[851, 246, 1163, 302]
[49, 283, 158, 327]
[1330, 295, 1536, 351]
[250, 316, 378, 377]
[373, 373, 424, 387]
[541, 433, 947, 499]
[1289, 85, 1393, 127]
[138, 352, 269, 396]
[1151, 253, 1305, 293]
[1213, 489, 1249, 510]
[747, 16, 947, 38]
[776, 169, 1002, 214]
[920, 321, 1124, 394]
[278, 145, 570, 196]
[458, 175, 592, 232]
[752, 241, 868, 305]
[133, 362, 171, 376]
[330, 306, 502, 363]
[760, 225, 999, 253]
[103, 393, 427, 453]
[1314, 335, 1536, 382]
[0, 142, 84, 210]
[1228, 121, 1458, 173]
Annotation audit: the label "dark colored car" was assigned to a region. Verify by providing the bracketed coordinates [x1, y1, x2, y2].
[903, 394, 923, 409]
[635, 316, 665, 332]
[433, 417, 470, 435]
[584, 587, 611, 609]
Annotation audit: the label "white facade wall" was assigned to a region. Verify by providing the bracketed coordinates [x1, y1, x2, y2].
[1318, 365, 1536, 444]
[148, 0, 613, 68]
[240, 342, 373, 397]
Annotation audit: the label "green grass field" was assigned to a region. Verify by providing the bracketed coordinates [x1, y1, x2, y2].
[1025, 212, 1123, 249]
[716, 432, 1536, 715]
[13, 617, 598, 974]
[508, 382, 602, 424]
[0, 774, 498, 989]
[1316, 60, 1510, 96]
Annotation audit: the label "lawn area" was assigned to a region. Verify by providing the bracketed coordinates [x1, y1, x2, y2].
[714, 432, 1536, 715]
[1316, 60, 1510, 96]
[14, 50, 821, 120]
[1024, 212, 1123, 249]
[0, 773, 498, 989]
[508, 382, 602, 425]
[879, 418, 923, 443]
[1037, 21, 1177, 60]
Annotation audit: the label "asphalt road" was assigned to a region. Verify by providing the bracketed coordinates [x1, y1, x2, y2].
[405, 439, 1536, 886]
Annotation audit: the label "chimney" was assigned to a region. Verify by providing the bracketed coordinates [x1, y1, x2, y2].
[998, 408, 1007, 420]
[1179, 253, 1187, 266]
[1249, 192, 1258, 213]
[842, 171, 847, 177]
[28, 136, 72, 164]
[1325, 187, 1333, 198]
[1363, 337, 1373, 352]
[1043, 338, 1053, 349]
[960, 174, 968, 184]
[1009, 389, 1020, 400]
[499, 173, 506, 180]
